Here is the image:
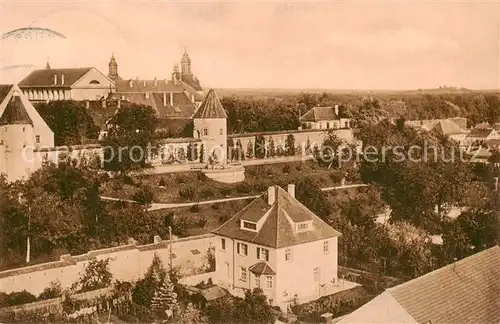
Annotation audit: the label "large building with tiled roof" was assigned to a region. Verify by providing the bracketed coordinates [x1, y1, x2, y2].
[107, 50, 205, 119]
[337, 245, 500, 324]
[212, 184, 342, 309]
[19, 65, 115, 102]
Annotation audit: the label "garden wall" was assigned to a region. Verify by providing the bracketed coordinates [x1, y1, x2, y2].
[0, 234, 217, 296]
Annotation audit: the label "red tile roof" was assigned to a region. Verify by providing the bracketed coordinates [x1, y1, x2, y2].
[115, 78, 204, 102]
[249, 262, 276, 275]
[193, 89, 227, 119]
[181, 74, 203, 91]
[0, 94, 33, 125]
[19, 68, 93, 88]
[212, 186, 341, 248]
[301, 106, 340, 122]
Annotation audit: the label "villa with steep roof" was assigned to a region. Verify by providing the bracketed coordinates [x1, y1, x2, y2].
[212, 184, 342, 309]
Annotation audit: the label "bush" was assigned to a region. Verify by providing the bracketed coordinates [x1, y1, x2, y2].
[190, 204, 200, 213]
[198, 214, 208, 228]
[158, 177, 166, 187]
[179, 185, 196, 200]
[218, 213, 230, 224]
[282, 164, 291, 174]
[133, 185, 154, 205]
[38, 280, 63, 300]
[236, 183, 251, 194]
[123, 175, 135, 186]
[164, 212, 174, 228]
[201, 188, 214, 198]
[6, 290, 37, 306]
[211, 203, 220, 210]
[220, 188, 232, 196]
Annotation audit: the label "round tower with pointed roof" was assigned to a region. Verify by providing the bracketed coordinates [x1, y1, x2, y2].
[108, 53, 119, 81]
[193, 89, 227, 164]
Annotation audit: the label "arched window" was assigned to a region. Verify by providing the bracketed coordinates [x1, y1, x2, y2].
[89, 80, 101, 85]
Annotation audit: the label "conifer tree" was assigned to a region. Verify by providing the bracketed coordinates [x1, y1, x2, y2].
[150, 274, 179, 318]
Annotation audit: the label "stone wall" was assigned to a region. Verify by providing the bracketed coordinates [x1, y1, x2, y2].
[0, 234, 217, 296]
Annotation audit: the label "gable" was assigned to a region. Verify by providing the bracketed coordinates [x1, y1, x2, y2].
[19, 68, 92, 88]
[72, 68, 115, 89]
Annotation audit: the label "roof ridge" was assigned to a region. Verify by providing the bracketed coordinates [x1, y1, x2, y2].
[388, 245, 500, 293]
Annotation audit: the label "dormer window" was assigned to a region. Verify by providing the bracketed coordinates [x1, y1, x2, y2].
[241, 220, 257, 231]
[296, 221, 312, 232]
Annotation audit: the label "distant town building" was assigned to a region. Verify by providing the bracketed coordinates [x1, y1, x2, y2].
[300, 105, 351, 130]
[464, 127, 499, 148]
[18, 65, 115, 102]
[212, 184, 342, 309]
[405, 118, 468, 144]
[336, 245, 500, 324]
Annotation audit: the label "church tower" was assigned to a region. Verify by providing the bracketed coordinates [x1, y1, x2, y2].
[181, 49, 192, 75]
[108, 53, 119, 81]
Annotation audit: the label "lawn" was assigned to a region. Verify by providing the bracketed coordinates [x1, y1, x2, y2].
[101, 161, 349, 204]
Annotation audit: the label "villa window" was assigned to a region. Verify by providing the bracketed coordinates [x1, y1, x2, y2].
[257, 247, 269, 262]
[266, 276, 273, 289]
[237, 242, 248, 256]
[323, 240, 329, 254]
[221, 238, 226, 251]
[285, 248, 292, 262]
[225, 262, 230, 277]
[203, 129, 208, 136]
[297, 222, 309, 231]
[22, 127, 25, 132]
[255, 274, 261, 288]
[35, 135, 40, 144]
[240, 267, 247, 282]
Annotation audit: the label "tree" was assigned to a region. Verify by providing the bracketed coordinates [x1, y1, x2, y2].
[102, 103, 158, 172]
[132, 185, 154, 206]
[295, 178, 332, 220]
[151, 274, 179, 318]
[234, 288, 273, 324]
[268, 137, 276, 157]
[285, 134, 296, 156]
[132, 253, 167, 307]
[305, 138, 312, 155]
[35, 100, 99, 145]
[177, 303, 209, 324]
[199, 144, 205, 163]
[72, 258, 112, 293]
[187, 142, 199, 162]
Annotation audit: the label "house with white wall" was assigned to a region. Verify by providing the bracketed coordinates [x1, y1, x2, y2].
[300, 105, 351, 130]
[19, 65, 115, 102]
[212, 184, 342, 310]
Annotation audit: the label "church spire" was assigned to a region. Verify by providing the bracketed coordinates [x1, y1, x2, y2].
[181, 49, 192, 75]
[108, 53, 118, 81]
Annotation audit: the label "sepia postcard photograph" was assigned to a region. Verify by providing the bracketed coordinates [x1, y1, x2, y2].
[0, 1, 499, 323]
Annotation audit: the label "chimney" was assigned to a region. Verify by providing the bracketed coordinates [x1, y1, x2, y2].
[143, 80, 147, 87]
[163, 93, 167, 106]
[53, 74, 57, 85]
[101, 100, 106, 109]
[170, 92, 174, 106]
[129, 79, 133, 88]
[61, 74, 65, 85]
[145, 92, 150, 99]
[334, 104, 339, 115]
[85, 101, 90, 109]
[287, 184, 295, 198]
[494, 177, 499, 191]
[117, 99, 121, 109]
[153, 77, 157, 87]
[267, 186, 276, 205]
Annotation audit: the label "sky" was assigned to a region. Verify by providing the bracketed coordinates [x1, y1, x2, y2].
[0, 1, 499, 90]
